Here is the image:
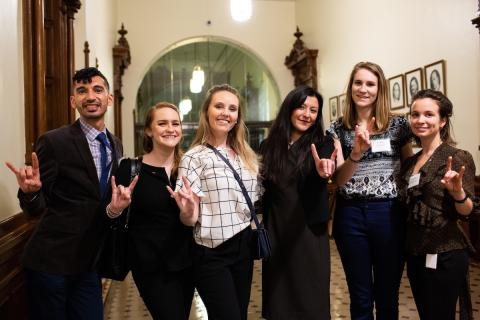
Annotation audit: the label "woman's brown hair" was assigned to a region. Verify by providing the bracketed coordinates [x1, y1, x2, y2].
[342, 61, 391, 132]
[143, 102, 183, 177]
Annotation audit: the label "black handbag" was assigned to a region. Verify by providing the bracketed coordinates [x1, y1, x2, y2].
[97, 158, 141, 280]
[206, 144, 272, 260]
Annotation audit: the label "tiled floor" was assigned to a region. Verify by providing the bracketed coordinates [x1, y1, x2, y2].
[104, 240, 480, 319]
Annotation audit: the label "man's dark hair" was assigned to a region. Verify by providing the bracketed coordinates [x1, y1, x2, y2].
[72, 67, 110, 91]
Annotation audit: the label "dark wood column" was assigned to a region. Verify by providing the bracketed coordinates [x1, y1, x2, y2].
[23, 0, 47, 158]
[63, 0, 82, 123]
[22, 0, 81, 161]
[112, 24, 131, 139]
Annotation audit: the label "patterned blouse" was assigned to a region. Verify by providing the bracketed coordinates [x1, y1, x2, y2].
[327, 115, 412, 200]
[176, 145, 259, 248]
[398, 143, 476, 255]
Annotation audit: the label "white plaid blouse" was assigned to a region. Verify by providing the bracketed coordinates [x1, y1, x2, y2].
[176, 145, 259, 248]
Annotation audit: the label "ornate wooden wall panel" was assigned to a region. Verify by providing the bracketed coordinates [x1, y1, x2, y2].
[285, 27, 318, 90]
[0, 214, 38, 320]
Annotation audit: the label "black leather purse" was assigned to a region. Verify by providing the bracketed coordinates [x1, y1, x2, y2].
[97, 158, 141, 280]
[206, 144, 272, 260]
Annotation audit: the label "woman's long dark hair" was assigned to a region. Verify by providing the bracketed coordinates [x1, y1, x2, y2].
[261, 85, 325, 183]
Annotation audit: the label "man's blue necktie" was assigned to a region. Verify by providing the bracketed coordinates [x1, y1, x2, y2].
[96, 132, 112, 197]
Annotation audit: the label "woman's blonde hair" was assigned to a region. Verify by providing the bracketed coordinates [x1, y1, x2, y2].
[191, 84, 258, 173]
[143, 102, 183, 177]
[342, 61, 391, 132]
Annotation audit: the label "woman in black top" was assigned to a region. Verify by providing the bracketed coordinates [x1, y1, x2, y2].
[260, 85, 336, 319]
[107, 102, 194, 319]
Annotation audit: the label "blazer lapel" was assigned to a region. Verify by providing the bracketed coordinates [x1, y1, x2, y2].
[106, 130, 122, 175]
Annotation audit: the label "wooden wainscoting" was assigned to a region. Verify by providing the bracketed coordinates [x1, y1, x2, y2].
[0, 212, 37, 319]
[0, 212, 113, 319]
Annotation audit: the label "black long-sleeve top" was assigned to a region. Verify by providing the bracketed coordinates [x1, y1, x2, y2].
[115, 158, 193, 273]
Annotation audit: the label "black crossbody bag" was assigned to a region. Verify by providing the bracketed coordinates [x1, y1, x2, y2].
[206, 144, 271, 260]
[97, 158, 141, 280]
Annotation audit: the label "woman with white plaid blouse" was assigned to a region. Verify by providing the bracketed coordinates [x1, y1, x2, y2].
[168, 84, 259, 320]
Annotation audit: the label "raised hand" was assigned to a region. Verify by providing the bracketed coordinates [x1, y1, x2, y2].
[108, 175, 139, 215]
[311, 144, 337, 178]
[440, 156, 465, 197]
[5, 152, 42, 194]
[167, 176, 198, 224]
[351, 117, 374, 158]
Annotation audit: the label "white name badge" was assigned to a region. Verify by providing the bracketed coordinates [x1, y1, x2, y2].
[371, 138, 392, 153]
[408, 173, 420, 189]
[425, 254, 438, 269]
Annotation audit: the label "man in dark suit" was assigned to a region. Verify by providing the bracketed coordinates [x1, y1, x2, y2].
[6, 67, 122, 319]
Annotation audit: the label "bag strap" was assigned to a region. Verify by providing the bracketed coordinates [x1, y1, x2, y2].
[124, 157, 142, 228]
[205, 144, 261, 228]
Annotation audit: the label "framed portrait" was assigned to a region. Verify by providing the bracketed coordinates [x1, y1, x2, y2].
[338, 93, 347, 118]
[329, 97, 338, 122]
[388, 74, 405, 109]
[424, 60, 446, 94]
[405, 68, 424, 106]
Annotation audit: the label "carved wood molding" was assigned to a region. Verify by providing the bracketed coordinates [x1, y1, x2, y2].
[284, 26, 318, 90]
[473, 1, 480, 33]
[61, 0, 81, 17]
[112, 24, 131, 139]
[83, 41, 90, 67]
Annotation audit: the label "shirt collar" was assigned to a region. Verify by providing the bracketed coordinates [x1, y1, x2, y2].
[79, 118, 108, 143]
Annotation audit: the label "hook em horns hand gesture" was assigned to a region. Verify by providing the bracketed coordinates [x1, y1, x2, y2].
[351, 117, 375, 159]
[108, 175, 139, 216]
[5, 152, 42, 194]
[311, 144, 337, 178]
[440, 156, 466, 199]
[167, 176, 198, 225]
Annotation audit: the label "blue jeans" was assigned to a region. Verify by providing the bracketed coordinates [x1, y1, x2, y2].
[333, 198, 405, 320]
[25, 268, 103, 320]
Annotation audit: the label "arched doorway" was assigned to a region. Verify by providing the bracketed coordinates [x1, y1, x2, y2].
[134, 37, 281, 154]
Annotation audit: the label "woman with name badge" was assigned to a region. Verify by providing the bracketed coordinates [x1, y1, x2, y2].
[399, 89, 475, 320]
[327, 61, 413, 319]
[168, 84, 260, 320]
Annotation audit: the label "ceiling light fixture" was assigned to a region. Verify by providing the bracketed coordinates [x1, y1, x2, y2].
[230, 0, 252, 22]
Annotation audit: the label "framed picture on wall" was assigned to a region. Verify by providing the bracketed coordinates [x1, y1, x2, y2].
[329, 97, 338, 122]
[424, 60, 446, 94]
[388, 74, 405, 109]
[338, 93, 347, 118]
[405, 68, 424, 106]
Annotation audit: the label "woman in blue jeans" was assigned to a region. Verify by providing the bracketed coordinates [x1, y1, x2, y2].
[328, 61, 412, 319]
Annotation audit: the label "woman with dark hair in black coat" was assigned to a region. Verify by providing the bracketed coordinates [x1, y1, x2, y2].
[260, 85, 336, 320]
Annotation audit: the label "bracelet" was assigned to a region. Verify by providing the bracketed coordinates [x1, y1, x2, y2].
[106, 204, 123, 218]
[348, 154, 361, 163]
[453, 193, 469, 204]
